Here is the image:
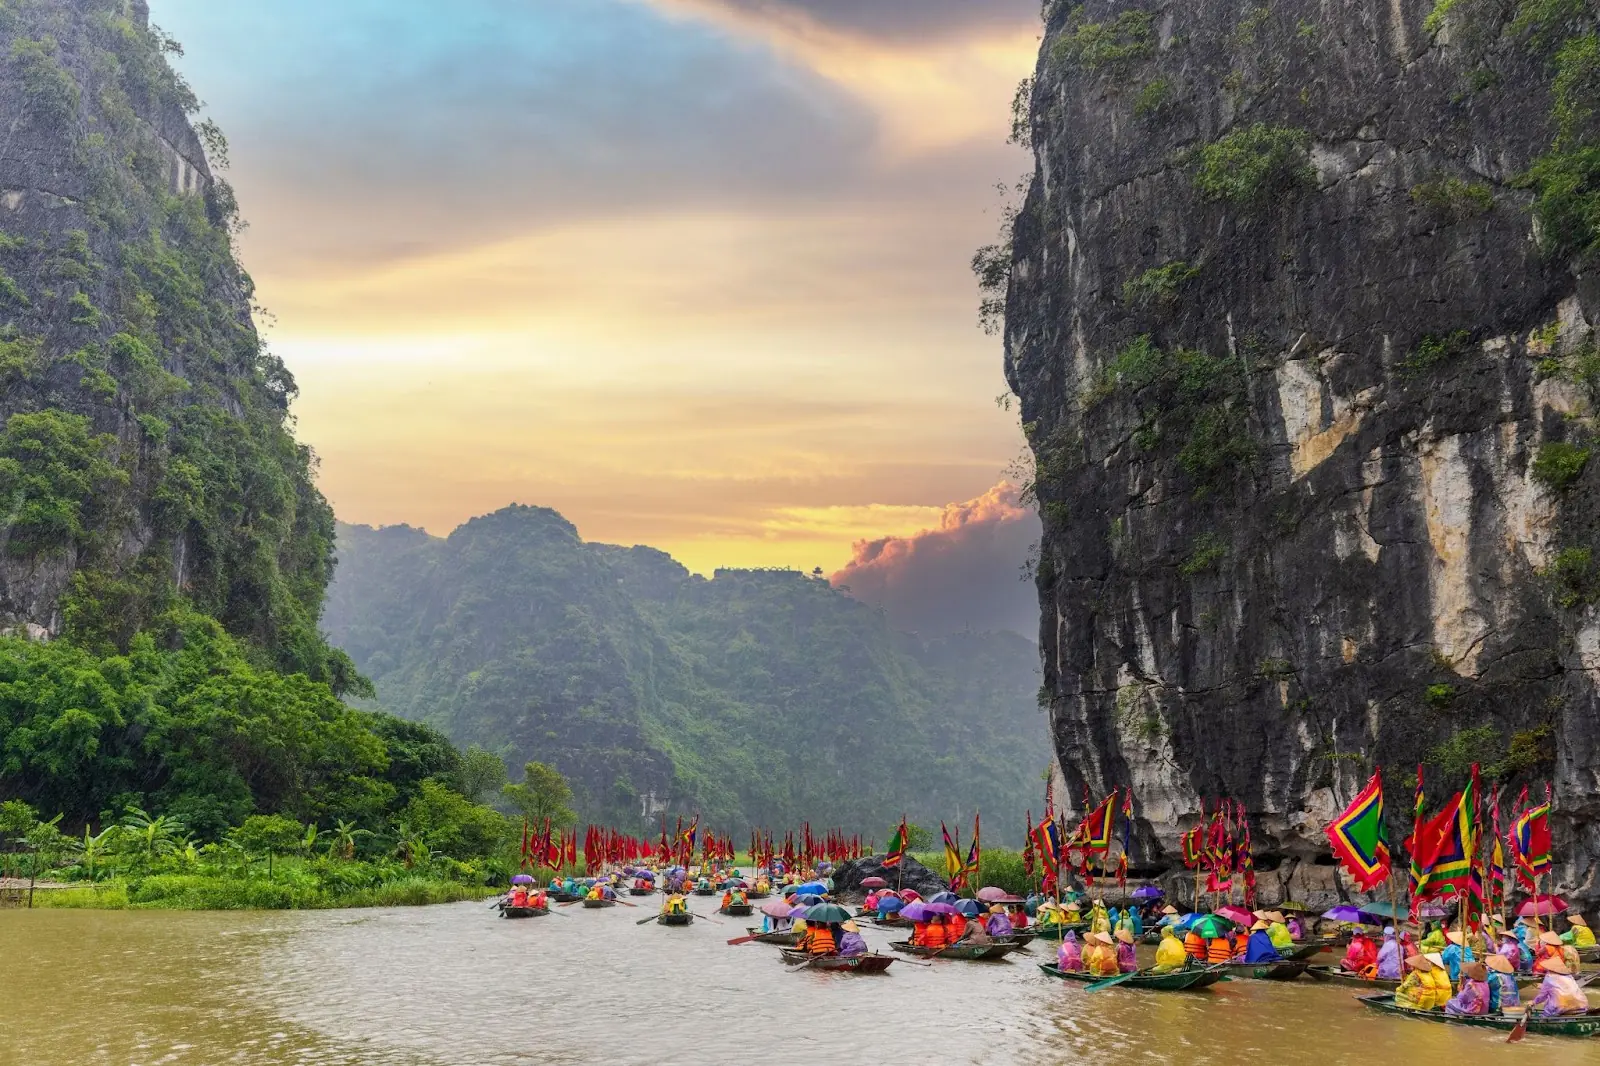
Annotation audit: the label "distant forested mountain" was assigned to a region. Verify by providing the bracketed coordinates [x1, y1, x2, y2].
[324, 507, 1048, 837]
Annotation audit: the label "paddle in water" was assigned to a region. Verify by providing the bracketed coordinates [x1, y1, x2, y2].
[1083, 970, 1142, 992]
[1507, 1011, 1528, 1043]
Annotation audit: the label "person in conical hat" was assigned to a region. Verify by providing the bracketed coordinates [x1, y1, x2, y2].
[1114, 927, 1138, 973]
[1566, 913, 1597, 949]
[1534, 929, 1566, 975]
[1158, 904, 1180, 928]
[1395, 954, 1433, 1010]
[1444, 959, 1491, 1016]
[1245, 919, 1282, 964]
[1376, 926, 1402, 980]
[1153, 924, 1187, 973]
[1484, 953, 1518, 1013]
[1265, 912, 1294, 952]
[1531, 956, 1587, 1017]
[1440, 928, 1474, 984]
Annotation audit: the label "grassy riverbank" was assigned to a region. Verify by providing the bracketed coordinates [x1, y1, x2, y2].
[29, 868, 502, 911]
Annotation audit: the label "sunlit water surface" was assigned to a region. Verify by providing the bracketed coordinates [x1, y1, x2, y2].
[4, 903, 1597, 1065]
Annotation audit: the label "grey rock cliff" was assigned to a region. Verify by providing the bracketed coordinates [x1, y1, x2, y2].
[1005, 0, 1600, 902]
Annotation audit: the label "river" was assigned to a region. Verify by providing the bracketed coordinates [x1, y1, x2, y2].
[2, 903, 1594, 1065]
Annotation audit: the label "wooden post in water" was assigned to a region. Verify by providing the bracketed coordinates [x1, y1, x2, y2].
[27, 846, 37, 909]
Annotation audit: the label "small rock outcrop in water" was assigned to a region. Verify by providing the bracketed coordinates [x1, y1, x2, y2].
[831, 855, 947, 900]
[1003, 0, 1600, 897]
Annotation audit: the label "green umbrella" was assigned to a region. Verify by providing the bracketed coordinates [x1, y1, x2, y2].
[1190, 914, 1233, 939]
[802, 903, 852, 924]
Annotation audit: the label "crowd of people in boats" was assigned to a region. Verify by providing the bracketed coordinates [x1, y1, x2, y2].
[496, 862, 1599, 1027]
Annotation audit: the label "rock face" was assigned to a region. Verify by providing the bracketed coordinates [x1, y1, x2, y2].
[1004, 0, 1600, 900]
[0, 0, 347, 686]
[831, 855, 947, 900]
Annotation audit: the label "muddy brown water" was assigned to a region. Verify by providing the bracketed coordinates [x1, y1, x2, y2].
[3, 904, 1595, 1065]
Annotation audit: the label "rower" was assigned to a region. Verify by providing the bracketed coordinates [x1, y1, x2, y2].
[1567, 913, 1596, 948]
[1152, 926, 1187, 973]
[1530, 958, 1587, 1017]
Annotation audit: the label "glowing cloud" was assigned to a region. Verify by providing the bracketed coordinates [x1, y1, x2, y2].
[832, 481, 1041, 638]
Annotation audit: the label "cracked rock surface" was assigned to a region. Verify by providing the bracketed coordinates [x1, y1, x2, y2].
[1005, 0, 1600, 902]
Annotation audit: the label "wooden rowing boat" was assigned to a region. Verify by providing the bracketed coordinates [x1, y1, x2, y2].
[747, 890, 771, 899]
[868, 914, 911, 927]
[628, 887, 653, 896]
[1215, 960, 1310, 981]
[720, 903, 754, 916]
[692, 887, 716, 896]
[1038, 963, 1230, 991]
[745, 926, 801, 946]
[780, 950, 896, 973]
[999, 932, 1038, 948]
[581, 898, 616, 909]
[890, 941, 1019, 961]
[500, 905, 550, 919]
[1285, 943, 1326, 960]
[1031, 922, 1089, 941]
[548, 891, 582, 904]
[1307, 967, 1400, 991]
[657, 912, 694, 926]
[1356, 994, 1600, 1037]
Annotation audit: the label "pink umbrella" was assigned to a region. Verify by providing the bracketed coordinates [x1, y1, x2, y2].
[1216, 905, 1255, 926]
[900, 889, 922, 902]
[861, 877, 888, 889]
[976, 887, 1009, 903]
[1517, 894, 1569, 917]
[760, 896, 793, 918]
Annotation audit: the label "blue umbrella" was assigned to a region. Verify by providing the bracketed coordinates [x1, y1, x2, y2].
[795, 881, 829, 895]
[877, 896, 905, 913]
[954, 899, 984, 917]
[929, 891, 960, 904]
[792, 893, 824, 906]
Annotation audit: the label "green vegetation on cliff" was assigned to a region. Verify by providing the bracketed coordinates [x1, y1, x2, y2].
[0, 0, 502, 876]
[324, 509, 1047, 837]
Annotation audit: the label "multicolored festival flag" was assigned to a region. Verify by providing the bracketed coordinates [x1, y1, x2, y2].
[1324, 770, 1391, 891]
[1512, 801, 1552, 888]
[942, 822, 965, 889]
[1033, 815, 1063, 869]
[883, 817, 909, 869]
[1077, 793, 1116, 854]
[1409, 767, 1478, 910]
[964, 813, 981, 886]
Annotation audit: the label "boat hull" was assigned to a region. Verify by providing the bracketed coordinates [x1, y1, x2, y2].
[890, 941, 1019, 961]
[1356, 994, 1600, 1037]
[657, 913, 694, 926]
[581, 899, 616, 908]
[500, 906, 550, 919]
[780, 950, 895, 973]
[1038, 963, 1230, 991]
[720, 904, 754, 916]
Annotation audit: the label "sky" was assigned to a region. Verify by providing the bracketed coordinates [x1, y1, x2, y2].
[151, 0, 1042, 591]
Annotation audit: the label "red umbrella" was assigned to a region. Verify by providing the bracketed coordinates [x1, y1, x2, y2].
[860, 877, 888, 889]
[976, 887, 1009, 903]
[1517, 894, 1568, 917]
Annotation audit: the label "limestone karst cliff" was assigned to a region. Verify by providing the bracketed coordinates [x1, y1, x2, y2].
[1004, 0, 1600, 898]
[0, 0, 356, 689]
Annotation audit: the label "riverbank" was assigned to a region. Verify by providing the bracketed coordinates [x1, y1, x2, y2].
[23, 875, 501, 911]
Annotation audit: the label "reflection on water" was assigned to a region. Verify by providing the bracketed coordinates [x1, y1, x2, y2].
[3, 903, 1593, 1065]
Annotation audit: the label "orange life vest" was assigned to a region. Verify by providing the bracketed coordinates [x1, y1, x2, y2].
[1207, 937, 1233, 963]
[805, 926, 837, 955]
[1185, 931, 1205, 959]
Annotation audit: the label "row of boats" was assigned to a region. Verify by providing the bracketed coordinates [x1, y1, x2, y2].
[493, 870, 1600, 1037]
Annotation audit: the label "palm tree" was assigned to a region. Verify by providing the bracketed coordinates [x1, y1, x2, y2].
[299, 824, 319, 857]
[119, 807, 187, 862]
[327, 820, 371, 861]
[392, 821, 431, 869]
[79, 825, 120, 881]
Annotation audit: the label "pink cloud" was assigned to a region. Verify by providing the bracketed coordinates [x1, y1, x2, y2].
[832, 481, 1041, 638]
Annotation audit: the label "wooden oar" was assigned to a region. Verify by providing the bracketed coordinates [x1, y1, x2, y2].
[1506, 1010, 1528, 1043]
[637, 913, 666, 925]
[1084, 970, 1141, 992]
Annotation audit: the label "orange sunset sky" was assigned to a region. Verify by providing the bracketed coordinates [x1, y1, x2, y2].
[155, 0, 1043, 577]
